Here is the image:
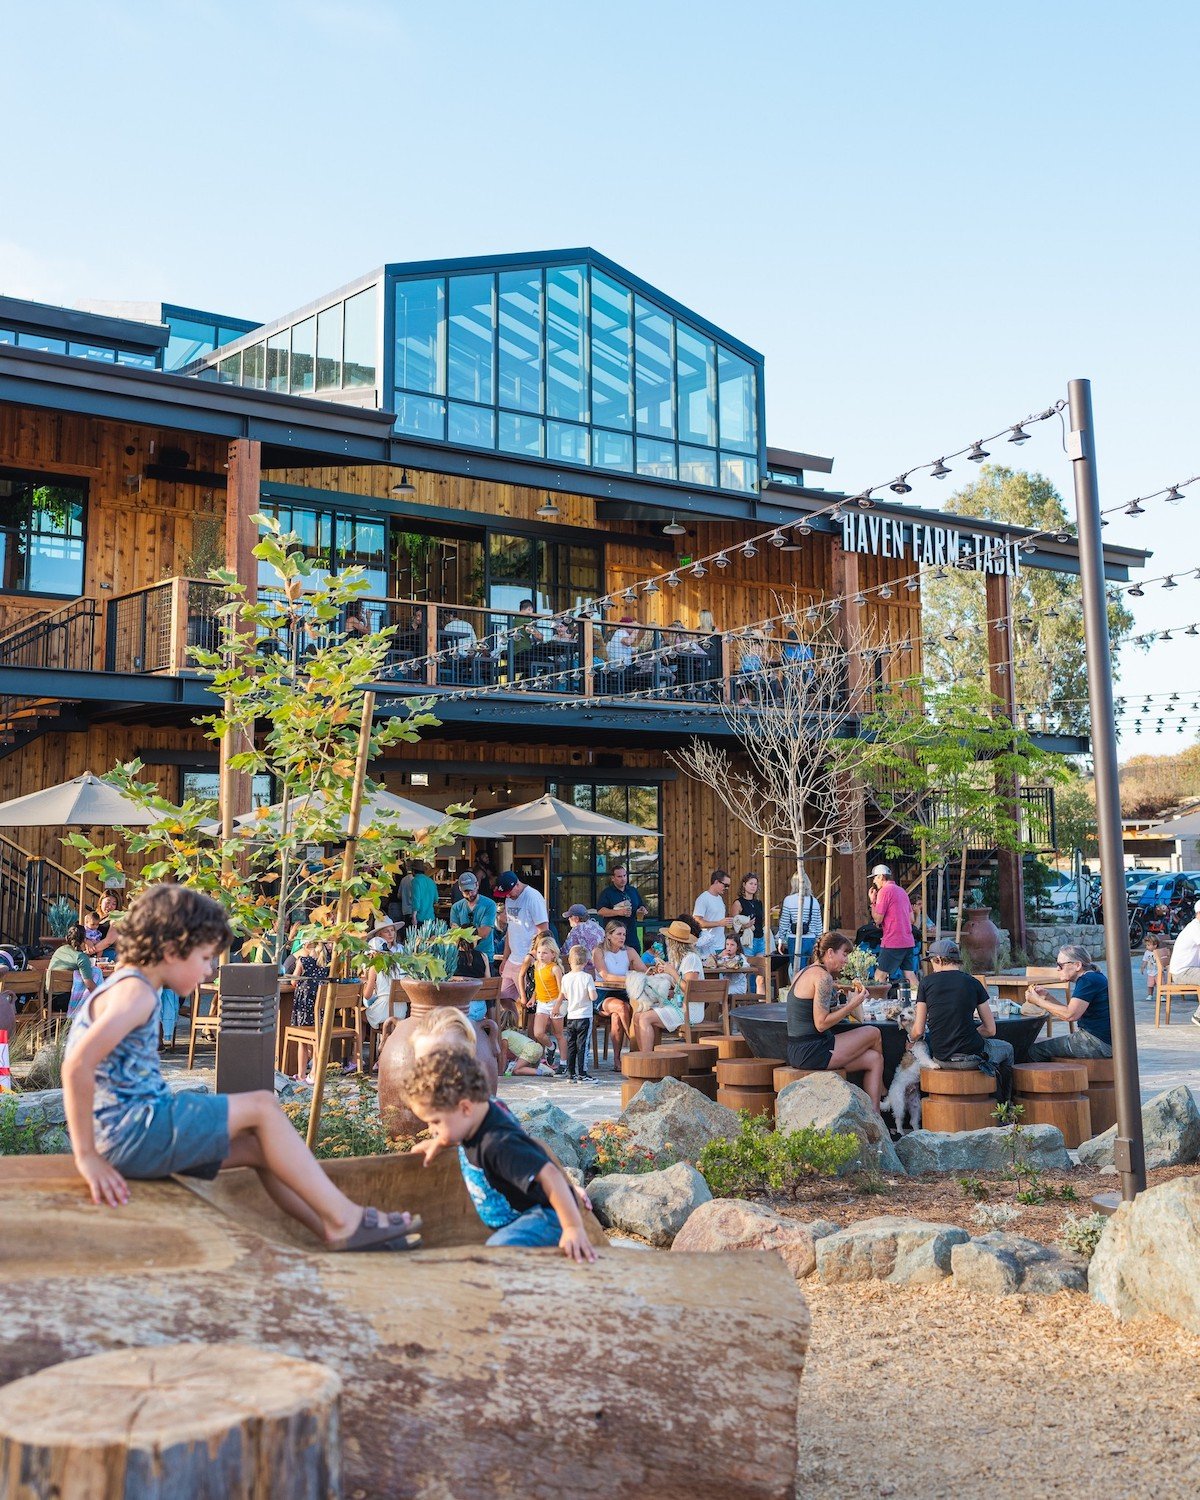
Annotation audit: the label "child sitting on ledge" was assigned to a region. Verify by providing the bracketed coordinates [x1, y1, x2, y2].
[62, 883, 420, 1253]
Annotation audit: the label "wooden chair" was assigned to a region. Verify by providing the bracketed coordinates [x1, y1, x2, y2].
[280, 980, 362, 1078]
[1151, 950, 1200, 1026]
[681, 977, 731, 1043]
[187, 982, 220, 1067]
[474, 977, 502, 1010]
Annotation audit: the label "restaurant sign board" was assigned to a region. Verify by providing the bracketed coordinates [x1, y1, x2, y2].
[840, 512, 1021, 575]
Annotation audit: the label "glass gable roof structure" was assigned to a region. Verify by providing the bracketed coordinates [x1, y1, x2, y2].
[192, 250, 765, 496]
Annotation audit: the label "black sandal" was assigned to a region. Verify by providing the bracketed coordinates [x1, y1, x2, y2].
[332, 1207, 423, 1253]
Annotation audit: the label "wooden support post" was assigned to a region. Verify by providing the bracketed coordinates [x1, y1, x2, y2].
[832, 540, 870, 931]
[720, 635, 733, 702]
[220, 439, 261, 835]
[582, 618, 594, 696]
[761, 833, 771, 997]
[307, 690, 376, 1151]
[168, 576, 188, 674]
[425, 604, 438, 688]
[986, 570, 1027, 954]
[822, 835, 835, 932]
[955, 844, 969, 945]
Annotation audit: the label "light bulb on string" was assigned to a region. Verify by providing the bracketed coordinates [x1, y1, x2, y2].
[1008, 425, 1031, 445]
[1128, 584, 1145, 597]
[665, 572, 680, 588]
[714, 552, 730, 569]
[770, 530, 787, 548]
[1187, 624, 1199, 636]
[1163, 575, 1178, 589]
[1125, 499, 1145, 517]
[1166, 486, 1186, 504]
[890, 474, 912, 495]
[644, 578, 660, 594]
[795, 521, 813, 538]
[879, 584, 892, 599]
[967, 441, 989, 463]
[930, 458, 951, 479]
[741, 541, 757, 559]
[691, 563, 706, 578]
[853, 592, 866, 607]
[856, 491, 875, 509]
[905, 577, 919, 592]
[1020, 539, 1037, 555]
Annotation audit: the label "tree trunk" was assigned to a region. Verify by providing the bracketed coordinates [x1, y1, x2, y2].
[954, 844, 969, 945]
[0, 1343, 341, 1499]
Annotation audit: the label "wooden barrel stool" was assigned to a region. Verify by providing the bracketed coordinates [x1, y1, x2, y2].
[703, 1034, 751, 1061]
[1012, 1061, 1091, 1148]
[920, 1068, 998, 1132]
[773, 1065, 847, 1092]
[1082, 1056, 1117, 1136]
[716, 1056, 783, 1120]
[621, 1049, 689, 1106]
[655, 1043, 718, 1100]
[0, 1342, 341, 1499]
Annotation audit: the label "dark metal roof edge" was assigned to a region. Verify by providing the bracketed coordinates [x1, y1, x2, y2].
[0, 294, 168, 350]
[766, 446, 835, 474]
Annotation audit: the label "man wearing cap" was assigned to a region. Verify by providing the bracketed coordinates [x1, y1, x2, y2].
[562, 904, 605, 971]
[870, 865, 919, 991]
[910, 938, 1014, 1100]
[1168, 899, 1200, 1027]
[450, 873, 498, 970]
[497, 871, 550, 1002]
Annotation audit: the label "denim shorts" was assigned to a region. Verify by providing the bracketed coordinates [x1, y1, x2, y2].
[745, 937, 766, 957]
[103, 1090, 231, 1181]
[485, 1204, 563, 1248]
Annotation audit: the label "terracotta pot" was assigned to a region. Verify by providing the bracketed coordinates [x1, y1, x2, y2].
[960, 906, 1001, 972]
[377, 977, 497, 1139]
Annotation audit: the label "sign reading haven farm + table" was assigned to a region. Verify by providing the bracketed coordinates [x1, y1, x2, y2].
[840, 512, 1021, 575]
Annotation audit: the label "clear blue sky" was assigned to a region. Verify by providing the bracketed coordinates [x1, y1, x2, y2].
[5, 0, 1197, 756]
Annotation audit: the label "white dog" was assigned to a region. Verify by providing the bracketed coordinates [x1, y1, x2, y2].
[883, 1036, 936, 1135]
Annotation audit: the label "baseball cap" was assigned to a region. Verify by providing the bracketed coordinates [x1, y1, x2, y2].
[566, 903, 589, 919]
[870, 864, 892, 878]
[496, 871, 520, 893]
[457, 871, 478, 892]
[929, 938, 961, 962]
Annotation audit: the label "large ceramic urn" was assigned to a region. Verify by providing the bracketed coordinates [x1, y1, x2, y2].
[959, 906, 1001, 973]
[377, 977, 497, 1139]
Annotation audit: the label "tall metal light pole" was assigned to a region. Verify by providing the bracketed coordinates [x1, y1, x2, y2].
[1067, 378, 1146, 1200]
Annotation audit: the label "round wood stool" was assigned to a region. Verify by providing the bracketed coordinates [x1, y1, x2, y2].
[655, 1043, 716, 1074]
[1082, 1056, 1117, 1136]
[716, 1085, 776, 1119]
[1012, 1061, 1092, 1148]
[703, 1035, 752, 1061]
[622, 1051, 689, 1081]
[919, 1067, 997, 1132]
[716, 1057, 782, 1089]
[0, 1343, 341, 1499]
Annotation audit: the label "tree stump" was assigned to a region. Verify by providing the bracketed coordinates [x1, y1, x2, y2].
[0, 1343, 341, 1499]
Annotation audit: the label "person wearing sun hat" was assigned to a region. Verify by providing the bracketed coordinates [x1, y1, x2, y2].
[629, 917, 705, 1051]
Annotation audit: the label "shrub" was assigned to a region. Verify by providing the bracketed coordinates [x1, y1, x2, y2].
[282, 1084, 400, 1159]
[697, 1112, 859, 1200]
[581, 1121, 665, 1176]
[1059, 1211, 1108, 1261]
[972, 1201, 1022, 1228]
[0, 1096, 49, 1155]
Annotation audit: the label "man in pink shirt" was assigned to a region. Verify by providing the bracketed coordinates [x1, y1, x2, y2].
[870, 865, 919, 990]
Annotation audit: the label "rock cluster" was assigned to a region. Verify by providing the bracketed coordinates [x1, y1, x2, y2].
[950, 1233, 1086, 1295]
[775, 1073, 905, 1176]
[619, 1076, 741, 1163]
[1076, 1085, 1200, 1171]
[671, 1198, 838, 1280]
[1089, 1176, 1200, 1334]
[896, 1124, 1070, 1175]
[815, 1216, 968, 1285]
[589, 1162, 712, 1246]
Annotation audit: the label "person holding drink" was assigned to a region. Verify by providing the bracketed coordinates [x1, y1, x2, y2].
[596, 863, 647, 947]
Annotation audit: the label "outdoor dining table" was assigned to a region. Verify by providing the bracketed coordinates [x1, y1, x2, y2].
[980, 973, 1070, 1037]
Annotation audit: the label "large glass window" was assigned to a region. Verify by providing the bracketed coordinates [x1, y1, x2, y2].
[487, 530, 600, 616]
[549, 780, 662, 918]
[547, 421, 589, 465]
[448, 402, 495, 449]
[546, 265, 587, 422]
[335, 515, 387, 593]
[498, 269, 542, 413]
[677, 324, 717, 447]
[590, 270, 632, 431]
[316, 305, 343, 391]
[183, 769, 274, 809]
[448, 273, 494, 404]
[217, 352, 241, 384]
[0, 472, 86, 595]
[241, 342, 265, 389]
[394, 278, 445, 394]
[593, 429, 632, 472]
[718, 348, 757, 453]
[635, 298, 674, 438]
[266, 332, 289, 392]
[498, 411, 544, 457]
[164, 317, 215, 371]
[394, 393, 446, 439]
[290, 317, 315, 393]
[342, 285, 378, 389]
[636, 437, 676, 481]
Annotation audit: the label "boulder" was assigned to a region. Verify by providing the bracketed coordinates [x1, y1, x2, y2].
[815, 1215, 968, 1285]
[1089, 1176, 1200, 1334]
[620, 1076, 742, 1163]
[775, 1073, 905, 1176]
[590, 1162, 712, 1246]
[11, 1076, 209, 1135]
[1076, 1086, 1200, 1170]
[671, 1198, 840, 1281]
[951, 1233, 1087, 1296]
[896, 1124, 1071, 1176]
[506, 1099, 586, 1171]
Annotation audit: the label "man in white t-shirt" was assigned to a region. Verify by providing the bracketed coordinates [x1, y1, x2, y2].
[693, 869, 734, 959]
[1168, 899, 1200, 1026]
[497, 870, 550, 1001]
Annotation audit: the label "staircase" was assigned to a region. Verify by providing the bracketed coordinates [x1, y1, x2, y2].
[0, 598, 98, 760]
[0, 832, 103, 950]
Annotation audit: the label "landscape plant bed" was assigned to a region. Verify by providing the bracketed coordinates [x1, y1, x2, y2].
[770, 1163, 1200, 1250]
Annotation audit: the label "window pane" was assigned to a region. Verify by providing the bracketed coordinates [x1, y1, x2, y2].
[394, 278, 445, 394]
[718, 348, 757, 453]
[635, 298, 674, 438]
[498, 269, 542, 413]
[488, 532, 534, 583]
[316, 305, 342, 390]
[677, 324, 717, 446]
[218, 352, 241, 384]
[218, 324, 252, 346]
[590, 270, 632, 431]
[266, 332, 289, 392]
[336, 517, 387, 593]
[290, 317, 315, 393]
[116, 350, 156, 368]
[164, 317, 215, 371]
[394, 393, 445, 438]
[448, 273, 494, 404]
[636, 437, 676, 481]
[448, 401, 495, 448]
[593, 429, 632, 471]
[547, 421, 589, 465]
[342, 285, 378, 389]
[0, 476, 86, 595]
[679, 444, 718, 487]
[546, 265, 587, 421]
[0, 329, 15, 344]
[720, 452, 759, 492]
[68, 342, 116, 362]
[242, 342, 265, 389]
[498, 410, 544, 457]
[17, 332, 66, 354]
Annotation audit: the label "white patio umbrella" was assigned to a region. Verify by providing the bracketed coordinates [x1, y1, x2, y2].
[0, 771, 158, 912]
[464, 793, 660, 904]
[228, 787, 447, 836]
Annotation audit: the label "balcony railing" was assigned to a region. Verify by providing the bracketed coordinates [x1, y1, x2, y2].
[105, 579, 225, 674]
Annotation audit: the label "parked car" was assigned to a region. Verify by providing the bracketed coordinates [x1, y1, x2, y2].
[1032, 867, 1084, 920]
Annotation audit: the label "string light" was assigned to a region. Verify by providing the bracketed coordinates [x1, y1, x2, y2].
[1008, 425, 1031, 445]
[967, 441, 989, 463]
[930, 458, 951, 479]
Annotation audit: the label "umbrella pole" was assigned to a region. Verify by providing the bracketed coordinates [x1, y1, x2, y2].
[78, 865, 86, 923]
[307, 691, 375, 1152]
[761, 833, 771, 998]
[822, 835, 834, 933]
